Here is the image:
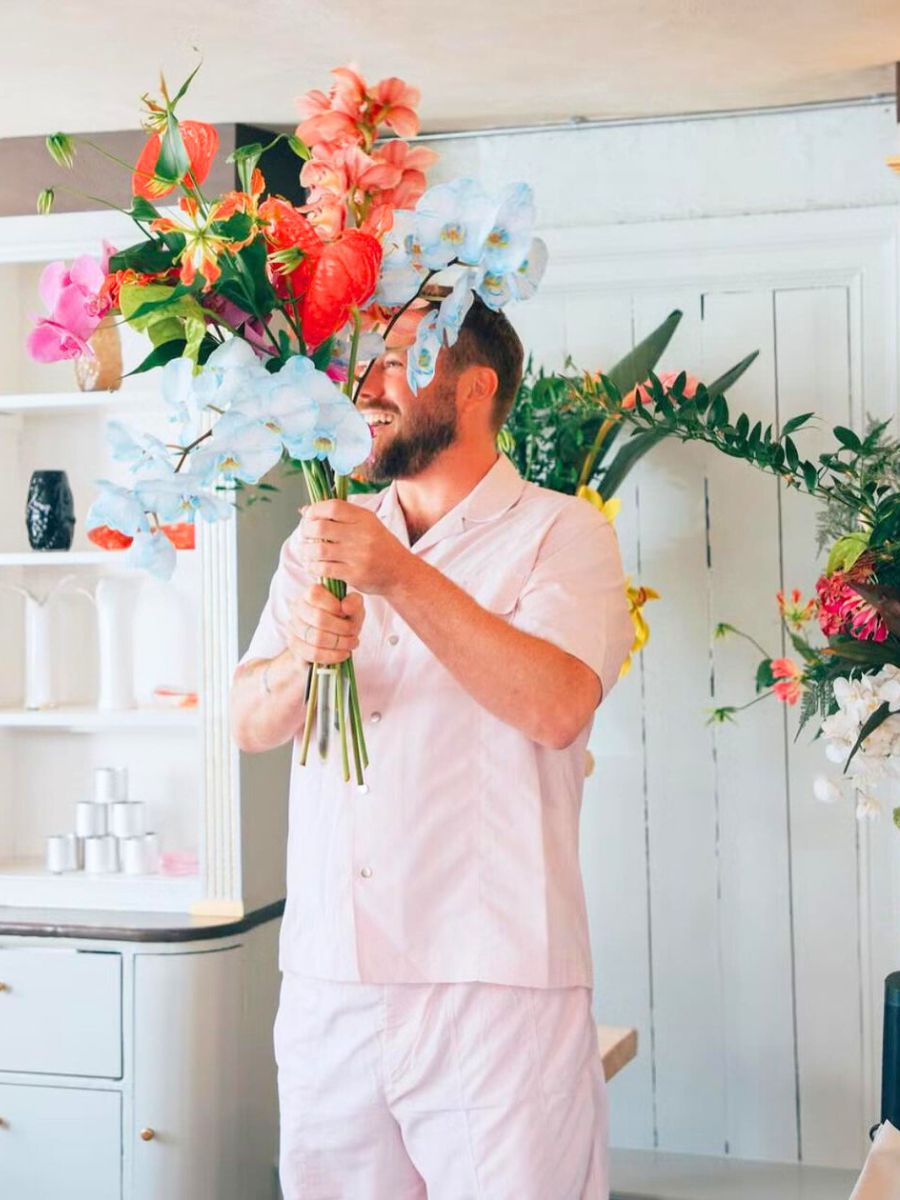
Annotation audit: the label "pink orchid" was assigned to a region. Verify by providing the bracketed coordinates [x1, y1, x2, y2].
[26, 248, 116, 363]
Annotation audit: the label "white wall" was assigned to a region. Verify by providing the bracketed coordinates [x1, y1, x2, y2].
[423, 99, 900, 1169]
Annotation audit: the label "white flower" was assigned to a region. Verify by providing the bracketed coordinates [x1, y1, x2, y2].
[855, 794, 882, 822]
[813, 774, 843, 805]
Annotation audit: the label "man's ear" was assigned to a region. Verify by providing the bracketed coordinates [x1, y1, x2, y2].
[458, 364, 498, 420]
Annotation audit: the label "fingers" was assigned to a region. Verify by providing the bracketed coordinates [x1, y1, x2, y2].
[303, 583, 343, 616]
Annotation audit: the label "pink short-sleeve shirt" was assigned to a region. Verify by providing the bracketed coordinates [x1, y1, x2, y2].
[240, 452, 634, 987]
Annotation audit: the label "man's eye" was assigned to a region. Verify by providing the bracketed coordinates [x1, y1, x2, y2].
[384, 358, 404, 369]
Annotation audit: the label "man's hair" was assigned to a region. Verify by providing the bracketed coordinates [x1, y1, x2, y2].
[442, 294, 524, 432]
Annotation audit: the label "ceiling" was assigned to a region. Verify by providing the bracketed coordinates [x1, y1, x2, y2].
[2, 1, 898, 140]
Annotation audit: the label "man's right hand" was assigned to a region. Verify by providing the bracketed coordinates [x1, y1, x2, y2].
[287, 583, 366, 668]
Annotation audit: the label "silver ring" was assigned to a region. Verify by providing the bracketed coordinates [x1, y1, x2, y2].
[302, 623, 313, 644]
[332, 630, 340, 650]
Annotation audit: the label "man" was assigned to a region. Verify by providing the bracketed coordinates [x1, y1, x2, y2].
[230, 295, 635, 1199]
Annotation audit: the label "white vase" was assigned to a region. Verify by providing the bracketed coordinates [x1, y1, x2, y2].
[23, 591, 54, 710]
[93, 577, 139, 711]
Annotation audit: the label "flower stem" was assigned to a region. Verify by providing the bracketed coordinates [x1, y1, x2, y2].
[298, 659, 319, 766]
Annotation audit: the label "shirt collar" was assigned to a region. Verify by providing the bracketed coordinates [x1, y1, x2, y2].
[377, 453, 527, 552]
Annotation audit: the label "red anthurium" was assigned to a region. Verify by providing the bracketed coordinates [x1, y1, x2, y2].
[300, 230, 382, 348]
[133, 120, 220, 200]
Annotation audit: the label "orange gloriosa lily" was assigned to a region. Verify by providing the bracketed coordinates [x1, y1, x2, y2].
[132, 120, 219, 200]
[150, 194, 256, 289]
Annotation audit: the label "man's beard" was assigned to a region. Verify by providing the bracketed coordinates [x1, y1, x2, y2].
[362, 384, 458, 482]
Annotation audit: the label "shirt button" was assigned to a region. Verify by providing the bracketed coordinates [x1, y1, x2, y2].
[370, 711, 382, 724]
[387, 634, 399, 646]
[360, 866, 373, 879]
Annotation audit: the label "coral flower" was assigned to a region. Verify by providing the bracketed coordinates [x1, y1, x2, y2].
[132, 120, 219, 200]
[372, 140, 440, 209]
[622, 370, 700, 410]
[370, 77, 422, 137]
[771, 658, 804, 705]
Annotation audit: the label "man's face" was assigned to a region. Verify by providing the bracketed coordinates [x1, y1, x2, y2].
[355, 317, 460, 483]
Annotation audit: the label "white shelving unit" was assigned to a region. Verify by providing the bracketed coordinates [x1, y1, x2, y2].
[0, 207, 301, 918]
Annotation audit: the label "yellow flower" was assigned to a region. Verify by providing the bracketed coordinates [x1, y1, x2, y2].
[618, 576, 661, 679]
[576, 485, 621, 525]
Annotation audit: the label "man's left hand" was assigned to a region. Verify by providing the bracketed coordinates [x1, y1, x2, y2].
[299, 499, 414, 595]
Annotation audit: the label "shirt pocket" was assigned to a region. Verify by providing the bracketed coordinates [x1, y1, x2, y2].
[460, 563, 530, 619]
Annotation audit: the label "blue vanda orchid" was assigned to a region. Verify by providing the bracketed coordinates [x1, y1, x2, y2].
[475, 236, 549, 310]
[191, 336, 269, 412]
[436, 269, 477, 348]
[86, 480, 150, 538]
[160, 356, 204, 443]
[126, 530, 176, 582]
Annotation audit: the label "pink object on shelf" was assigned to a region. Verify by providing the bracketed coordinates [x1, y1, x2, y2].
[159, 850, 199, 877]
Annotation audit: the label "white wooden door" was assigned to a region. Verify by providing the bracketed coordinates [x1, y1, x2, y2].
[0, 1082, 121, 1199]
[131, 946, 242, 1200]
[513, 205, 900, 1167]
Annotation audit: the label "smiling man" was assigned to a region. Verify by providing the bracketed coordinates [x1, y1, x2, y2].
[230, 295, 635, 1200]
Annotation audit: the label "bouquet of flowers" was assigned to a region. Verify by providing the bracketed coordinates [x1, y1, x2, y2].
[704, 417, 900, 823]
[501, 309, 759, 678]
[26, 63, 549, 787]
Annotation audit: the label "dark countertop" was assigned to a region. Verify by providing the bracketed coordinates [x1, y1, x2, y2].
[0, 898, 285, 943]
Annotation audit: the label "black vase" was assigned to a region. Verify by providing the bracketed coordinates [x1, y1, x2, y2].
[26, 470, 75, 551]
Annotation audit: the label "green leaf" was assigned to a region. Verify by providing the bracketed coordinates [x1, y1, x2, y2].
[705, 351, 759, 399]
[755, 658, 775, 691]
[603, 310, 683, 397]
[125, 339, 187, 376]
[825, 531, 870, 574]
[109, 238, 179, 275]
[784, 436, 800, 471]
[833, 425, 862, 452]
[781, 411, 815, 436]
[288, 135, 311, 161]
[802, 462, 818, 492]
[842, 700, 895, 774]
[36, 187, 54, 215]
[227, 142, 265, 193]
[129, 196, 161, 223]
[708, 394, 728, 429]
[736, 412, 750, 440]
[169, 60, 204, 108]
[119, 281, 207, 359]
[597, 429, 667, 498]
[893, 807, 900, 832]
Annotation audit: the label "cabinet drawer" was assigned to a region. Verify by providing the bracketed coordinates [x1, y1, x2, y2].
[0, 947, 122, 1078]
[0, 1082, 121, 1199]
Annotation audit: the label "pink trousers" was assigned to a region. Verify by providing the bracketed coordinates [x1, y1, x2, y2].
[274, 974, 609, 1200]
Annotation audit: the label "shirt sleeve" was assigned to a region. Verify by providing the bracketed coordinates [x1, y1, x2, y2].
[511, 499, 635, 705]
[238, 522, 312, 667]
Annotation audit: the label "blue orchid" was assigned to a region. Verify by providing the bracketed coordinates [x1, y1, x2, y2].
[373, 211, 428, 306]
[190, 414, 284, 485]
[330, 323, 386, 376]
[160, 357, 204, 442]
[475, 236, 549, 311]
[480, 184, 536, 275]
[407, 308, 443, 394]
[437, 269, 477, 348]
[192, 336, 269, 412]
[413, 179, 495, 270]
[126, 530, 176, 582]
[86, 480, 149, 537]
[135, 473, 233, 525]
[106, 420, 173, 477]
[288, 386, 373, 475]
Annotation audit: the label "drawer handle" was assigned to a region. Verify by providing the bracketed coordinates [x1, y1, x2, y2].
[0, 982, 9, 993]
[0, 1118, 8, 1130]
[140, 1127, 156, 1142]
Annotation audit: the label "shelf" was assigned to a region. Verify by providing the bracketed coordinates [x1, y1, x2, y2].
[0, 389, 161, 416]
[0, 548, 196, 568]
[0, 706, 200, 731]
[0, 858, 202, 914]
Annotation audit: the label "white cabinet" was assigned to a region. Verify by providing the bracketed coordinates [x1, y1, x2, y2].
[132, 948, 242, 1200]
[0, 946, 121, 1077]
[0, 913, 281, 1200]
[0, 1082, 121, 1200]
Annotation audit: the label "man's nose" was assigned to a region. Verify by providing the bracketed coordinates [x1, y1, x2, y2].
[357, 360, 386, 402]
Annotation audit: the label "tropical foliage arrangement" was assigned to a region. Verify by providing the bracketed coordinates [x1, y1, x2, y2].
[25, 63, 550, 786]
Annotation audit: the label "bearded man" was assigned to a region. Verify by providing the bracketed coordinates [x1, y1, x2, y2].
[231, 295, 635, 1200]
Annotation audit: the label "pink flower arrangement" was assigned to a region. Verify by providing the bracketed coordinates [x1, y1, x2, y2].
[26, 244, 115, 362]
[296, 65, 438, 238]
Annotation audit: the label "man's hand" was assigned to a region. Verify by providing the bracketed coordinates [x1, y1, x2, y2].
[288, 582, 365, 667]
[299, 500, 414, 595]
